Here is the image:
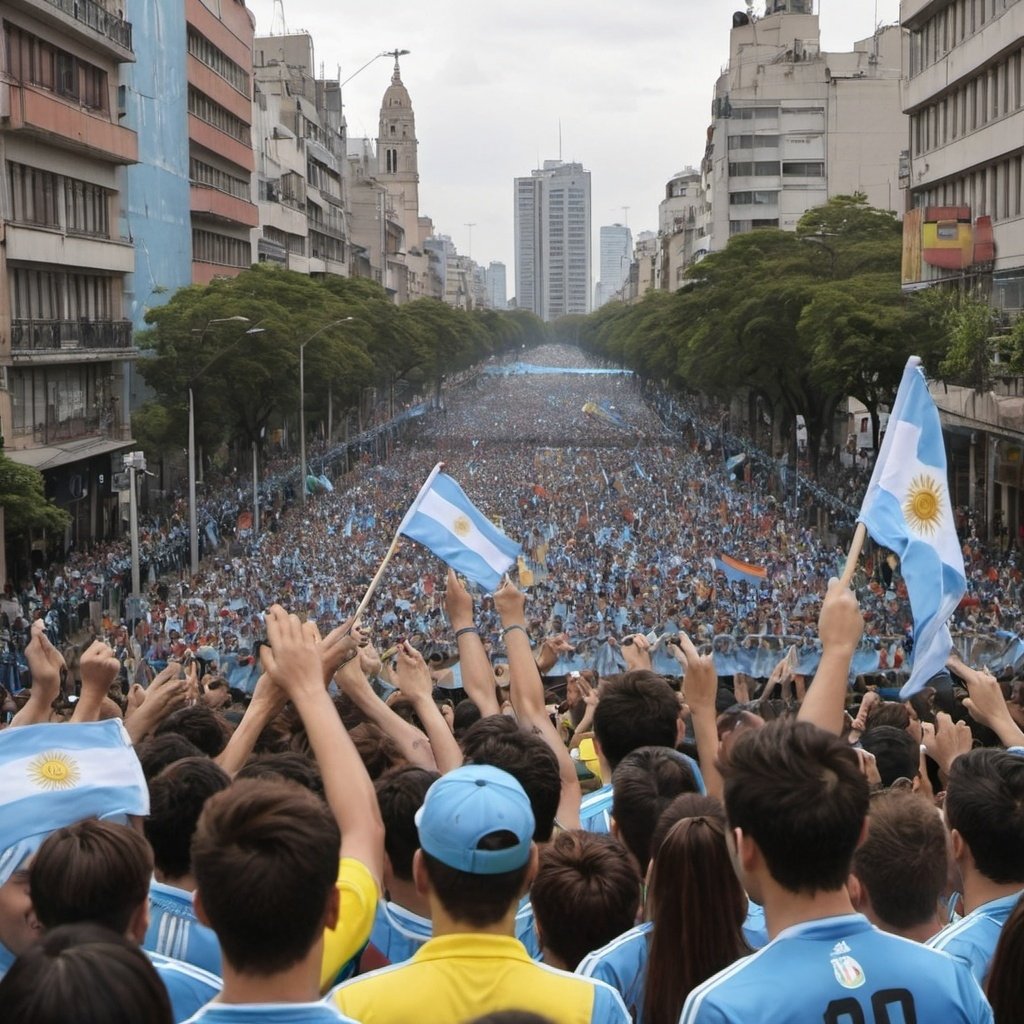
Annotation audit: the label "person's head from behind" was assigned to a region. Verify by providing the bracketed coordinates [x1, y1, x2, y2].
[191, 778, 341, 975]
[644, 814, 750, 1024]
[649, 793, 727, 867]
[460, 715, 560, 842]
[30, 819, 151, 942]
[945, 748, 1024, 887]
[859, 726, 920, 789]
[154, 705, 229, 758]
[865, 700, 911, 733]
[0, 923, 172, 1024]
[611, 746, 699, 871]
[530, 830, 640, 970]
[0, 865, 41, 958]
[593, 672, 680, 772]
[414, 764, 536, 929]
[134, 733, 205, 781]
[375, 765, 440, 889]
[236, 751, 325, 799]
[723, 719, 869, 903]
[849, 790, 948, 937]
[145, 756, 230, 885]
[452, 699, 482, 740]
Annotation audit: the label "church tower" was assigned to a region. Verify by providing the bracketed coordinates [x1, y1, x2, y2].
[377, 53, 421, 251]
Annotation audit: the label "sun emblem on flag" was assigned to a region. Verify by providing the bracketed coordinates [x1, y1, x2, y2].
[903, 475, 943, 535]
[452, 515, 472, 538]
[27, 751, 81, 791]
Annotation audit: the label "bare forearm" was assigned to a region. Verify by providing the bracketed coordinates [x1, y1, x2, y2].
[11, 688, 57, 727]
[798, 649, 853, 736]
[409, 695, 462, 773]
[215, 691, 284, 775]
[456, 631, 500, 717]
[345, 678, 437, 769]
[690, 706, 724, 801]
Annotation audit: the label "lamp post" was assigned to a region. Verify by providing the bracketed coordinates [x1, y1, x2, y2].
[340, 48, 410, 88]
[300, 317, 357, 504]
[188, 316, 262, 576]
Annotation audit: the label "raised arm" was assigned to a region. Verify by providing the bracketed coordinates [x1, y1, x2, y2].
[494, 578, 581, 830]
[951, 655, 1024, 749]
[798, 578, 863, 736]
[13, 622, 65, 726]
[261, 606, 384, 883]
[444, 569, 500, 717]
[392, 642, 463, 773]
[669, 633, 724, 801]
[71, 640, 122, 723]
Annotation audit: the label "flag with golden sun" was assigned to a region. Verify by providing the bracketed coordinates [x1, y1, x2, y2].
[858, 357, 966, 698]
[0, 719, 148, 887]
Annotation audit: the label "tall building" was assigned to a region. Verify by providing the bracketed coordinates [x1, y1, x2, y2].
[658, 168, 703, 290]
[514, 160, 592, 320]
[485, 261, 508, 309]
[595, 223, 632, 307]
[1, 0, 139, 545]
[377, 54, 421, 254]
[186, 0, 258, 284]
[699, 6, 907, 254]
[900, 0, 1024, 311]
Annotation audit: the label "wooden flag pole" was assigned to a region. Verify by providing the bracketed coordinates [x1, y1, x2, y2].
[346, 531, 404, 629]
[839, 522, 867, 589]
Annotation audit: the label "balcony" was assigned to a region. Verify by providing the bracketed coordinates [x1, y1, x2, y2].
[4, 223, 135, 274]
[5, 84, 138, 164]
[190, 184, 259, 229]
[7, 0, 133, 61]
[11, 319, 136, 363]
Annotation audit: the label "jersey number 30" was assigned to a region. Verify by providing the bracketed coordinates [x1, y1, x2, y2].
[824, 989, 916, 1024]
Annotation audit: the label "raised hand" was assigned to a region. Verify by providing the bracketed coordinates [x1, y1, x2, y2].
[619, 633, 652, 672]
[444, 568, 474, 629]
[72, 640, 122, 722]
[493, 577, 527, 624]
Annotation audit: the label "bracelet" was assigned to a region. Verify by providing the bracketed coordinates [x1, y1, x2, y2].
[502, 624, 529, 639]
[454, 626, 479, 640]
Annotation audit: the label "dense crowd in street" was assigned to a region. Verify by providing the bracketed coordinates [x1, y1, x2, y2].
[3, 343, 1024, 1023]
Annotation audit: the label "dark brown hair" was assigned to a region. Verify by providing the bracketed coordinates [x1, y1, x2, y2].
[723, 719, 869, 894]
[986, 892, 1024, 1022]
[594, 672, 680, 771]
[191, 778, 340, 973]
[375, 765, 440, 881]
[530, 830, 640, 970]
[851, 790, 948, 929]
[643, 816, 750, 1024]
[30, 820, 151, 936]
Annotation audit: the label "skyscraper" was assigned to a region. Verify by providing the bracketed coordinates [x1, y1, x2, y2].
[485, 262, 508, 309]
[595, 224, 632, 307]
[514, 160, 591, 320]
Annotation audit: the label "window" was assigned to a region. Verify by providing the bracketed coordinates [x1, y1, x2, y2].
[385, 148, 398, 173]
[729, 190, 778, 205]
[192, 228, 251, 268]
[64, 179, 109, 236]
[783, 161, 825, 177]
[187, 30, 250, 95]
[10, 268, 113, 320]
[7, 162, 61, 228]
[187, 88, 251, 145]
[191, 158, 250, 199]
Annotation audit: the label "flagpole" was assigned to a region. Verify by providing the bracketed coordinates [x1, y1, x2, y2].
[343, 462, 445, 631]
[839, 522, 867, 588]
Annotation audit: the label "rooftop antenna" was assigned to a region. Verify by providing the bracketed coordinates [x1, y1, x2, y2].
[271, 0, 287, 34]
[622, 206, 630, 228]
[465, 223, 476, 260]
[558, 119, 562, 162]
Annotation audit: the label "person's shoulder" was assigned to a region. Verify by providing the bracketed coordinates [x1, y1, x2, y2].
[576, 922, 651, 978]
[182, 1002, 358, 1023]
[528, 959, 632, 1023]
[148, 950, 222, 992]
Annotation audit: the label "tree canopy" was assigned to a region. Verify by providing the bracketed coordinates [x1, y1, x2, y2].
[0, 448, 71, 534]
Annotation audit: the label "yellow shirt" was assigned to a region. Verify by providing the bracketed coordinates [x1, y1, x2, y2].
[331, 932, 630, 1024]
[319, 857, 378, 992]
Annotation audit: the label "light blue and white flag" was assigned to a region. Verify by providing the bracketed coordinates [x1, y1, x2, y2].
[858, 357, 966, 698]
[0, 719, 149, 886]
[399, 463, 521, 591]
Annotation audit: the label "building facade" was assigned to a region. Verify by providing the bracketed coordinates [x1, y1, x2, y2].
[485, 261, 508, 309]
[0, 0, 139, 545]
[657, 167, 703, 290]
[595, 223, 632, 308]
[699, 3, 907, 254]
[514, 159, 592, 320]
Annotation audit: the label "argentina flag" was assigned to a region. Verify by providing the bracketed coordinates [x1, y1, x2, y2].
[399, 463, 521, 591]
[858, 357, 966, 698]
[0, 719, 149, 886]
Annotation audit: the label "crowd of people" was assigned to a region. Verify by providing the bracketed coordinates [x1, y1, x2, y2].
[2, 343, 1024, 1021]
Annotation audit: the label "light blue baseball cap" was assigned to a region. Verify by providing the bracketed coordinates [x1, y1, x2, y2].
[415, 764, 535, 875]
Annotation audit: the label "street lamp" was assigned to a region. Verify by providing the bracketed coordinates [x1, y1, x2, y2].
[188, 316, 264, 576]
[340, 48, 410, 88]
[300, 317, 357, 504]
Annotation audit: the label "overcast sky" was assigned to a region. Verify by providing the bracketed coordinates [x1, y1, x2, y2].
[248, 0, 901, 297]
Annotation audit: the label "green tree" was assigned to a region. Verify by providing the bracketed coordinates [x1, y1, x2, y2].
[939, 293, 1000, 390]
[1, 448, 71, 534]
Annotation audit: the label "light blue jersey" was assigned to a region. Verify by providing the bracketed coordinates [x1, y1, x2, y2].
[680, 913, 993, 1024]
[184, 1002, 358, 1023]
[368, 896, 540, 965]
[368, 900, 431, 965]
[0, 940, 16, 981]
[149, 950, 221, 1024]
[927, 890, 1023, 986]
[577, 922, 651, 1022]
[146, 879, 222, 976]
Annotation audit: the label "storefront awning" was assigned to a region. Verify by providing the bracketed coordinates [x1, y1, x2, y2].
[6, 436, 134, 472]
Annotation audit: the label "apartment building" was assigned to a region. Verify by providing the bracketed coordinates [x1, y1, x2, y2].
[0, 0, 138, 544]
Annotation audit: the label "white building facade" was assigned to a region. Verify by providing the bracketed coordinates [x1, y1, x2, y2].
[595, 223, 632, 308]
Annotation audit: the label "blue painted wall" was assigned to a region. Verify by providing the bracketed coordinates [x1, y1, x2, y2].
[122, 0, 192, 343]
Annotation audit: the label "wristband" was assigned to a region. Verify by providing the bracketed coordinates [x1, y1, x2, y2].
[454, 626, 478, 640]
[502, 624, 529, 639]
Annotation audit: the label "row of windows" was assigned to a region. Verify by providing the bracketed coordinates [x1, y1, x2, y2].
[262, 226, 305, 255]
[730, 190, 779, 206]
[730, 218, 780, 234]
[309, 230, 345, 262]
[8, 364, 110, 435]
[913, 46, 1024, 154]
[192, 229, 251, 268]
[190, 158, 250, 200]
[9, 267, 114, 320]
[914, 154, 1024, 222]
[728, 160, 825, 177]
[728, 134, 781, 150]
[731, 106, 779, 120]
[187, 29, 249, 96]
[187, 87, 250, 145]
[6, 161, 110, 236]
[5, 23, 107, 111]
[909, 0, 1020, 77]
